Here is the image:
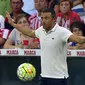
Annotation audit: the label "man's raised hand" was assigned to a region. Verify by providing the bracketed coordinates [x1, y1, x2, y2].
[6, 11, 14, 25]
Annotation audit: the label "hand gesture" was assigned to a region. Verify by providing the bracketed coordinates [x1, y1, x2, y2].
[6, 11, 14, 24]
[76, 44, 85, 49]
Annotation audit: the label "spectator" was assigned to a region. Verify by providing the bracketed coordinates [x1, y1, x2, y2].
[48, 0, 60, 14]
[83, 1, 85, 11]
[0, 0, 11, 17]
[29, 0, 49, 30]
[4, 14, 39, 49]
[68, 21, 85, 49]
[53, 2, 60, 14]
[72, 0, 84, 13]
[29, 0, 49, 48]
[0, 15, 5, 29]
[0, 29, 10, 49]
[5, 0, 30, 31]
[56, 0, 81, 30]
[0, 15, 10, 48]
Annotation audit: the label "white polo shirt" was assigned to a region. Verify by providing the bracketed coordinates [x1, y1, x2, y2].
[35, 23, 73, 79]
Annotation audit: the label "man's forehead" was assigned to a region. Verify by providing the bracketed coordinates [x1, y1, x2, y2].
[41, 12, 52, 17]
[41, 12, 51, 15]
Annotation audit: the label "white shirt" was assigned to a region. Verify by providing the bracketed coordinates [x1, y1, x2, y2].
[35, 23, 73, 78]
[0, 15, 5, 29]
[0, 28, 9, 39]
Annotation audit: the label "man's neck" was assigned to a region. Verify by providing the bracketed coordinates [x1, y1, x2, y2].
[46, 22, 56, 32]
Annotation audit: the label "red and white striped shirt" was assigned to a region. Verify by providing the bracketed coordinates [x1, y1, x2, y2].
[56, 11, 81, 30]
[29, 13, 42, 30]
[0, 28, 10, 39]
[29, 12, 41, 48]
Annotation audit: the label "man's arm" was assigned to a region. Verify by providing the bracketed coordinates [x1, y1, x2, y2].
[68, 34, 85, 44]
[12, 23, 36, 38]
[6, 12, 36, 38]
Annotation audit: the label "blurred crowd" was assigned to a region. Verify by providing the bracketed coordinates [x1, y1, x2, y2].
[0, 0, 85, 49]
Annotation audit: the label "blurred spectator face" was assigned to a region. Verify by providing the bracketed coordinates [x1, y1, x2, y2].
[17, 17, 29, 27]
[59, 1, 71, 14]
[34, 0, 48, 11]
[72, 27, 83, 36]
[83, 2, 85, 11]
[11, 0, 23, 13]
[54, 5, 59, 14]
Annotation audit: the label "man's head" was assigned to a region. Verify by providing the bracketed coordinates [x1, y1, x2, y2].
[10, 0, 23, 13]
[34, 0, 48, 12]
[59, 0, 73, 14]
[41, 8, 56, 31]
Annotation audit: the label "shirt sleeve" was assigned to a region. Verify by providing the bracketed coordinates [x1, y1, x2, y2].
[61, 27, 73, 42]
[8, 29, 16, 41]
[35, 26, 42, 38]
[3, 29, 10, 39]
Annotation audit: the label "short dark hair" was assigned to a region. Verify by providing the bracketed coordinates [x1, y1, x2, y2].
[70, 21, 85, 36]
[41, 8, 56, 18]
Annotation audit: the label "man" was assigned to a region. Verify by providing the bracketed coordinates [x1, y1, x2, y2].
[5, 0, 30, 31]
[0, 15, 10, 48]
[6, 8, 85, 85]
[29, 0, 49, 29]
[28, 0, 48, 16]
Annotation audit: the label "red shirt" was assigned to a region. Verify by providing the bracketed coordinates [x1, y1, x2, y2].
[0, 28, 10, 39]
[56, 11, 81, 29]
[29, 13, 42, 30]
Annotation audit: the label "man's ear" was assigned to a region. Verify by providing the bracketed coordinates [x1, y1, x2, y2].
[53, 17, 57, 22]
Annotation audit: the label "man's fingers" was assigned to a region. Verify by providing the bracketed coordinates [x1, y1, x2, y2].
[6, 11, 9, 17]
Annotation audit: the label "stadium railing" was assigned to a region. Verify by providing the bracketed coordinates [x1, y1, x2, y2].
[0, 49, 85, 85]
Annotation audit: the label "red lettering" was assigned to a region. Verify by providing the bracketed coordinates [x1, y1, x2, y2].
[7, 50, 18, 55]
[77, 51, 85, 56]
[24, 50, 36, 55]
[67, 51, 71, 56]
